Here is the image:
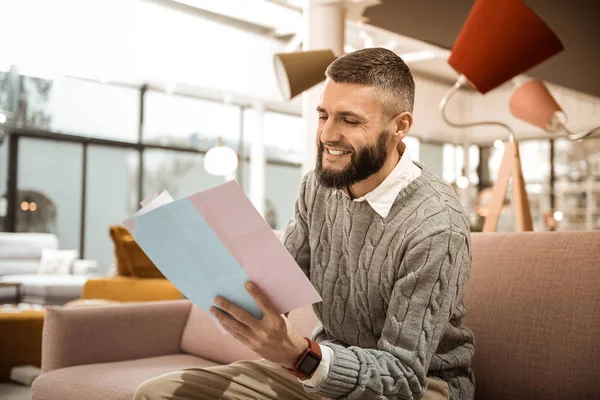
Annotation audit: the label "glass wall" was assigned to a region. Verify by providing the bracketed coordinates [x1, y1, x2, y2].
[0, 71, 12, 230]
[242, 109, 305, 164]
[3, 75, 306, 272]
[13, 75, 139, 141]
[144, 91, 242, 150]
[265, 164, 303, 230]
[85, 146, 139, 272]
[17, 138, 83, 252]
[46, 78, 139, 141]
[142, 150, 225, 200]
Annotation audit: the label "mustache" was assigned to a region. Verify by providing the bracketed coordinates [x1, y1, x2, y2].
[319, 141, 354, 152]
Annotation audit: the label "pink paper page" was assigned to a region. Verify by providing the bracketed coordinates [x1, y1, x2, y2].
[188, 181, 321, 314]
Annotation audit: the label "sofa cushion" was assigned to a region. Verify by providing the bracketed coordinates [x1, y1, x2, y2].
[0, 260, 41, 276]
[180, 306, 261, 364]
[466, 231, 600, 400]
[32, 354, 218, 400]
[82, 276, 181, 302]
[38, 249, 78, 275]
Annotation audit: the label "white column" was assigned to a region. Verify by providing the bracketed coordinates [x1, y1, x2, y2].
[301, 0, 346, 175]
[250, 101, 265, 216]
[460, 138, 472, 221]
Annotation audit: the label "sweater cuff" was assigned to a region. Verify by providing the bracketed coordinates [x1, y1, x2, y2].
[299, 345, 333, 387]
[303, 343, 360, 398]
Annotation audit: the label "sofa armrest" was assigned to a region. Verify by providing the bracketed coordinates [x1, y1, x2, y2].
[82, 276, 182, 302]
[42, 300, 193, 372]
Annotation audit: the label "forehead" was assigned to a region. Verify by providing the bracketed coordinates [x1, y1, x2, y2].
[319, 79, 383, 115]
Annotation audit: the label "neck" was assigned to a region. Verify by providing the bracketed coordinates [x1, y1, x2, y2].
[348, 147, 401, 199]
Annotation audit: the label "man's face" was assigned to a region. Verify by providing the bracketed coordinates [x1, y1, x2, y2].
[315, 79, 392, 189]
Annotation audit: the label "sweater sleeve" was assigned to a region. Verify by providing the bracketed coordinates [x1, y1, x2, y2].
[304, 229, 470, 399]
[281, 173, 311, 277]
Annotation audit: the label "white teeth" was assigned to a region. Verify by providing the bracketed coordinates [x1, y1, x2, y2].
[328, 149, 349, 156]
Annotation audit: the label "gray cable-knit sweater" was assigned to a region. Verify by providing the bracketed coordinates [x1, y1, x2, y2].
[282, 163, 475, 400]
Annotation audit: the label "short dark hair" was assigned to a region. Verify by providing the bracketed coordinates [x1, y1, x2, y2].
[325, 47, 415, 118]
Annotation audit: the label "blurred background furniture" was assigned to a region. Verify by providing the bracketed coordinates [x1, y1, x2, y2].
[78, 226, 181, 303]
[0, 233, 97, 305]
[0, 233, 58, 276]
[0, 282, 21, 305]
[31, 231, 600, 400]
[0, 307, 44, 383]
[81, 276, 181, 303]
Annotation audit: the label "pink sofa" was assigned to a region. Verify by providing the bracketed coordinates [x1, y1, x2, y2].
[32, 300, 318, 400]
[32, 231, 600, 400]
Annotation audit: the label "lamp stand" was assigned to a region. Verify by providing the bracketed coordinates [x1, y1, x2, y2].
[440, 74, 533, 232]
[483, 140, 533, 232]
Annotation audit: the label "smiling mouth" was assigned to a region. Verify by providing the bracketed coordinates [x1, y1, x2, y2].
[326, 148, 352, 156]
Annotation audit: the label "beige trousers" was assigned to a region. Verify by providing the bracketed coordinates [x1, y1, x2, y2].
[134, 359, 449, 400]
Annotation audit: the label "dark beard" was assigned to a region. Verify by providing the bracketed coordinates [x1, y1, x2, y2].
[315, 131, 389, 190]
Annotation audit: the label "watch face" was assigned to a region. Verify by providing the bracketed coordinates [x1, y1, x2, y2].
[299, 352, 321, 376]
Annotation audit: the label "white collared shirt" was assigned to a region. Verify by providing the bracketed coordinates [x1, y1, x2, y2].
[349, 147, 422, 219]
[301, 145, 422, 388]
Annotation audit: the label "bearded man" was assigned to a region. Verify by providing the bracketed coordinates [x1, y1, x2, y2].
[135, 47, 475, 400]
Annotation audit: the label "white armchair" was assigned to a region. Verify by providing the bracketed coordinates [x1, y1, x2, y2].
[0, 233, 97, 305]
[0, 232, 58, 276]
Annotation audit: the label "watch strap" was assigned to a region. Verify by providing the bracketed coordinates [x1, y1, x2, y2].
[284, 338, 322, 379]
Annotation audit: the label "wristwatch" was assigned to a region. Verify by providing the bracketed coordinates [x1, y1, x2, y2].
[285, 338, 322, 379]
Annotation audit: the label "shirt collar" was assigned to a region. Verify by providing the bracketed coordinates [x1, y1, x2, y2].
[341, 142, 422, 219]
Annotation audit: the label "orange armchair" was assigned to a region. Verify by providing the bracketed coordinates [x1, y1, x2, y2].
[82, 226, 182, 303]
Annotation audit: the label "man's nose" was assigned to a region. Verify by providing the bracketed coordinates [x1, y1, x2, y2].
[319, 120, 342, 145]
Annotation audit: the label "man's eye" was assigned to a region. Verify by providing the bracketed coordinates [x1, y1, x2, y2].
[318, 115, 328, 121]
[344, 120, 359, 126]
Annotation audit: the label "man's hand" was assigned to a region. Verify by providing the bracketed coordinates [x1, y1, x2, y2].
[210, 281, 308, 369]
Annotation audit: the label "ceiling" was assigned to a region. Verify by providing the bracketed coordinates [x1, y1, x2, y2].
[364, 0, 600, 99]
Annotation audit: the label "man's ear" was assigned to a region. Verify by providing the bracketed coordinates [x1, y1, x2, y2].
[392, 112, 413, 141]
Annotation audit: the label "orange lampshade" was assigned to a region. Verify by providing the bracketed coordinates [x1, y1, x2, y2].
[509, 79, 565, 132]
[448, 0, 563, 94]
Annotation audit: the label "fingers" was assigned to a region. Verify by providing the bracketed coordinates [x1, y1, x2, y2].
[245, 281, 278, 316]
[213, 296, 259, 330]
[210, 306, 253, 339]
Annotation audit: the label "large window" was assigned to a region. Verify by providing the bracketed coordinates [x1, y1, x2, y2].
[0, 71, 12, 230]
[84, 146, 139, 271]
[265, 164, 302, 230]
[17, 138, 83, 251]
[143, 91, 242, 150]
[243, 109, 304, 164]
[142, 150, 225, 200]
[14, 75, 139, 141]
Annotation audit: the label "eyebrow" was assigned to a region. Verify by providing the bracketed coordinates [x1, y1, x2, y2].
[316, 107, 365, 120]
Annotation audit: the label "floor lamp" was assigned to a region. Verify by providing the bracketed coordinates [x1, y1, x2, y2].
[440, 0, 563, 232]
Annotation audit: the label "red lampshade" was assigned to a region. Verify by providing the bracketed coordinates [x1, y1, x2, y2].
[509, 79, 565, 132]
[448, 0, 563, 94]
